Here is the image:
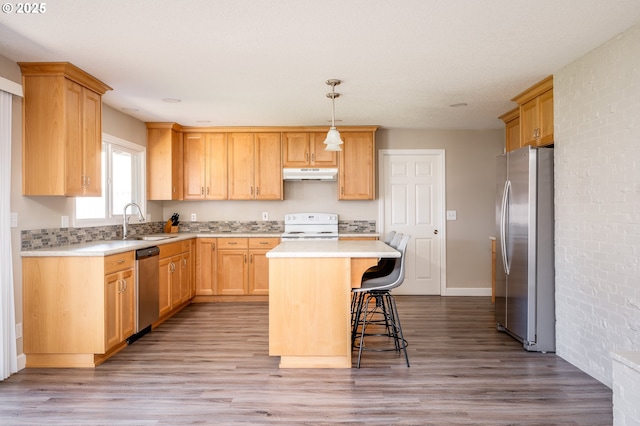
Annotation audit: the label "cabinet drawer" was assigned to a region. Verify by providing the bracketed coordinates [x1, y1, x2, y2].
[104, 251, 134, 275]
[159, 239, 193, 258]
[249, 237, 280, 249]
[218, 238, 249, 249]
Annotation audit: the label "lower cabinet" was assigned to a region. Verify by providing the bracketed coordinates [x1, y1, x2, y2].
[159, 239, 193, 318]
[216, 237, 279, 296]
[195, 238, 217, 296]
[22, 250, 136, 368]
[104, 259, 135, 352]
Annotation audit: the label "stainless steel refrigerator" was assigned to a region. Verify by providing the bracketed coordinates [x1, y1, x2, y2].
[495, 145, 555, 352]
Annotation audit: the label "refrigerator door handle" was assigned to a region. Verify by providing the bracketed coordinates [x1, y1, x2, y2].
[500, 179, 511, 275]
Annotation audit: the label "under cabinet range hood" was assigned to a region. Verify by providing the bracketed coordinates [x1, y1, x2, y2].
[282, 168, 338, 181]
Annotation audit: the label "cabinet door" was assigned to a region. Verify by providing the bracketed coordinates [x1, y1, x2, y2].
[82, 88, 102, 196]
[520, 98, 538, 147]
[159, 257, 173, 317]
[339, 132, 375, 200]
[183, 133, 206, 199]
[248, 249, 270, 295]
[228, 133, 255, 200]
[217, 249, 248, 295]
[505, 117, 520, 152]
[104, 272, 121, 351]
[254, 133, 282, 200]
[179, 252, 191, 303]
[282, 132, 310, 167]
[196, 238, 216, 296]
[120, 268, 135, 339]
[170, 254, 182, 308]
[64, 79, 84, 196]
[205, 133, 228, 199]
[310, 132, 337, 167]
[147, 126, 183, 200]
[538, 90, 554, 146]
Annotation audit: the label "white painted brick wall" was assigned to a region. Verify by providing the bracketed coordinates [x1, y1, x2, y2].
[555, 22, 640, 389]
[612, 353, 640, 425]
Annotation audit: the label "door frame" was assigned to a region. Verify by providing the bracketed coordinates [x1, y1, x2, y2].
[377, 149, 447, 295]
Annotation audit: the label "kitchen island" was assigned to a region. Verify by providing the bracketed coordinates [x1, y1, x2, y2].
[267, 240, 400, 368]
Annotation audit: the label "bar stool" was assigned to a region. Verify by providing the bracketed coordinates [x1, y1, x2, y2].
[351, 234, 410, 368]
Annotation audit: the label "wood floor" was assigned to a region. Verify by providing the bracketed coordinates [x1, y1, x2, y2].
[1, 296, 612, 425]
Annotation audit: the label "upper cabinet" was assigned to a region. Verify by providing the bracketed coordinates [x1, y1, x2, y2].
[339, 131, 376, 200]
[228, 133, 282, 200]
[282, 132, 337, 168]
[499, 107, 520, 152]
[19, 62, 112, 196]
[509, 76, 553, 151]
[146, 123, 184, 200]
[183, 132, 227, 200]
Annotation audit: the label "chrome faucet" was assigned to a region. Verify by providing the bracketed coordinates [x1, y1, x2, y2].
[123, 202, 145, 240]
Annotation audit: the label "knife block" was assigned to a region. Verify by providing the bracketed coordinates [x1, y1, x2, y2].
[164, 220, 178, 233]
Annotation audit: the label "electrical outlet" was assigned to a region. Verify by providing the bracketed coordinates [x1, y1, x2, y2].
[146, 213, 151, 222]
[262, 211, 269, 221]
[191, 213, 197, 221]
[10, 212, 17, 228]
[15, 323, 22, 339]
[61, 215, 69, 228]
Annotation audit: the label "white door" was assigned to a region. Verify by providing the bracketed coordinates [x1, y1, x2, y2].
[378, 150, 445, 295]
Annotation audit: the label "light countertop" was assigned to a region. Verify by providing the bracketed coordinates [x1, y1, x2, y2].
[266, 240, 399, 259]
[21, 232, 380, 257]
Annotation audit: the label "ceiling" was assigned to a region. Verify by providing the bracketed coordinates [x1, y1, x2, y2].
[2, 1, 640, 130]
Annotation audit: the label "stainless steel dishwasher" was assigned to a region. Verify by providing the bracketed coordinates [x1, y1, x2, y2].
[128, 246, 160, 344]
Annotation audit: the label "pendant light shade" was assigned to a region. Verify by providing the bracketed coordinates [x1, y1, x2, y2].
[323, 79, 343, 151]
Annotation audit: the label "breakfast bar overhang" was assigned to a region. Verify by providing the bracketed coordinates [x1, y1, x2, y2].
[267, 240, 400, 368]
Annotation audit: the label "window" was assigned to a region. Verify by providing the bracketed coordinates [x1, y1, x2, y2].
[74, 134, 146, 227]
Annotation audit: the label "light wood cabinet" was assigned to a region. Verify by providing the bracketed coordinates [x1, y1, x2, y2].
[159, 239, 193, 318]
[104, 254, 135, 351]
[228, 133, 282, 200]
[183, 133, 227, 200]
[512, 75, 554, 148]
[216, 237, 279, 296]
[339, 131, 376, 200]
[19, 62, 111, 196]
[282, 132, 337, 167]
[146, 123, 184, 200]
[22, 250, 134, 368]
[195, 238, 217, 296]
[499, 107, 520, 152]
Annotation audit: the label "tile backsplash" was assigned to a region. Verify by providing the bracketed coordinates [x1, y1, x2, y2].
[21, 220, 376, 250]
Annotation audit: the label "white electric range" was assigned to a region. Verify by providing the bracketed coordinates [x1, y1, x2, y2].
[281, 213, 339, 241]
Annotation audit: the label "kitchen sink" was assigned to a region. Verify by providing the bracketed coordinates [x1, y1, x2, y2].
[130, 235, 178, 241]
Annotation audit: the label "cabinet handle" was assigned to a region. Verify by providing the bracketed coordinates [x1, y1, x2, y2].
[117, 259, 125, 264]
[311, 153, 315, 163]
[250, 186, 254, 195]
[244, 254, 247, 263]
[206, 187, 210, 195]
[341, 186, 344, 195]
[259, 241, 269, 245]
[228, 241, 237, 245]
[212, 244, 215, 250]
[250, 254, 253, 263]
[87, 176, 90, 186]
[305, 152, 309, 162]
[170, 262, 175, 273]
[201, 187, 204, 195]
[182, 258, 187, 268]
[173, 186, 176, 193]
[256, 187, 260, 196]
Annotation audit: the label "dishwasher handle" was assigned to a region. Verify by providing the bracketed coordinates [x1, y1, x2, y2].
[136, 246, 160, 260]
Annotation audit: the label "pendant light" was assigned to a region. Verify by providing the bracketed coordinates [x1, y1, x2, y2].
[323, 79, 343, 151]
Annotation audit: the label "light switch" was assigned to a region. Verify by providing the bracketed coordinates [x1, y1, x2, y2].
[446, 210, 457, 221]
[262, 211, 269, 220]
[10, 212, 17, 228]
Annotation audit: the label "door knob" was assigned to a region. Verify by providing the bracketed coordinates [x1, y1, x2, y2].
[434, 230, 438, 235]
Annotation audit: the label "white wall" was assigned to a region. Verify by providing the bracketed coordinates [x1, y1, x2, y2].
[555, 23, 640, 387]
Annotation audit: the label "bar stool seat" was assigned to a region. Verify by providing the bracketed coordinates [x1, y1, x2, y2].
[351, 234, 410, 368]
